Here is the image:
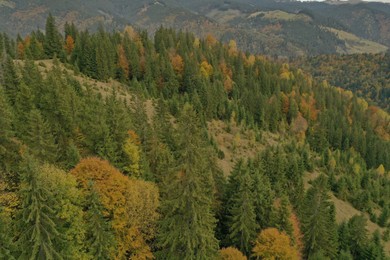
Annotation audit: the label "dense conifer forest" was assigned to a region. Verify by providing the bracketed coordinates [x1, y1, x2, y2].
[0, 14, 389, 259]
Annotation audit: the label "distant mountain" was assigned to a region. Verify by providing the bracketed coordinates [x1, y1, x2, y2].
[1, 0, 389, 57]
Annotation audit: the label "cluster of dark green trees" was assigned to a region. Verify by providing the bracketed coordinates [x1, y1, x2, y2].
[0, 14, 389, 259]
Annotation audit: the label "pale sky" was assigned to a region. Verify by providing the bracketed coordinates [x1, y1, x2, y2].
[298, 0, 390, 2]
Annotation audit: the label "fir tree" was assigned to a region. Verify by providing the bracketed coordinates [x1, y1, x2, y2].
[275, 196, 294, 238]
[0, 207, 14, 259]
[1, 55, 20, 105]
[24, 109, 58, 163]
[157, 103, 218, 259]
[16, 155, 63, 259]
[250, 158, 275, 229]
[228, 165, 258, 256]
[301, 175, 338, 259]
[43, 13, 63, 58]
[85, 183, 115, 259]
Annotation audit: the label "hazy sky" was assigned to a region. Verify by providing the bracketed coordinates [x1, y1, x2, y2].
[298, 0, 390, 2]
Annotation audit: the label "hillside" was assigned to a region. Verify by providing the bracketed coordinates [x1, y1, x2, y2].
[1, 0, 390, 57]
[294, 52, 390, 112]
[0, 17, 389, 259]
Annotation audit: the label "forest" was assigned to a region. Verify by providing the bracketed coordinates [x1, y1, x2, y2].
[0, 14, 389, 259]
[295, 53, 390, 112]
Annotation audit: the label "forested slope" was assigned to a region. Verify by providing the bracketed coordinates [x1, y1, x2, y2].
[0, 15, 389, 259]
[295, 53, 390, 112]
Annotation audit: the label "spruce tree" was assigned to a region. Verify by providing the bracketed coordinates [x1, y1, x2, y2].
[16, 155, 62, 259]
[301, 175, 338, 259]
[85, 183, 115, 259]
[0, 86, 13, 147]
[157, 103, 218, 259]
[275, 196, 294, 238]
[1, 55, 20, 105]
[250, 158, 274, 229]
[228, 165, 258, 256]
[43, 13, 63, 58]
[24, 109, 58, 163]
[0, 207, 14, 259]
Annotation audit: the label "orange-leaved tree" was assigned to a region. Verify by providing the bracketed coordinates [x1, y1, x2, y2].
[70, 157, 159, 259]
[65, 35, 75, 55]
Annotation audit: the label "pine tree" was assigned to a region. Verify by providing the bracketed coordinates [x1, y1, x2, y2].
[85, 183, 115, 259]
[157, 103, 218, 259]
[228, 165, 258, 256]
[16, 155, 62, 259]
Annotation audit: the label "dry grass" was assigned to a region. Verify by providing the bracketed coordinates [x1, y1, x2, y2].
[207, 120, 280, 176]
[324, 27, 388, 54]
[248, 10, 311, 22]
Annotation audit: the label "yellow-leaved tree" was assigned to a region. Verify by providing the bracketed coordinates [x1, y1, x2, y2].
[252, 228, 300, 260]
[123, 130, 141, 177]
[200, 60, 213, 79]
[219, 247, 247, 260]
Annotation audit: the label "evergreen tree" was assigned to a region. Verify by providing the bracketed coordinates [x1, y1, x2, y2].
[0, 85, 13, 148]
[157, 103, 218, 259]
[275, 196, 294, 238]
[250, 158, 274, 229]
[43, 13, 63, 58]
[24, 109, 58, 163]
[228, 165, 258, 256]
[1, 55, 20, 105]
[16, 155, 63, 259]
[0, 207, 14, 259]
[85, 183, 115, 259]
[301, 175, 338, 259]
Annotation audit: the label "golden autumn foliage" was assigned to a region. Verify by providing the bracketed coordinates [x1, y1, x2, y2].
[367, 106, 390, 141]
[252, 228, 300, 260]
[245, 54, 256, 67]
[228, 40, 238, 57]
[124, 25, 138, 40]
[193, 38, 200, 48]
[281, 93, 289, 115]
[200, 60, 213, 78]
[117, 44, 129, 77]
[205, 34, 217, 47]
[39, 164, 88, 259]
[220, 62, 233, 78]
[291, 113, 308, 142]
[123, 130, 141, 176]
[376, 164, 385, 176]
[170, 53, 184, 76]
[17, 42, 25, 59]
[280, 63, 294, 80]
[0, 180, 18, 216]
[224, 76, 234, 93]
[17, 36, 31, 59]
[300, 94, 319, 121]
[219, 247, 247, 260]
[65, 35, 75, 55]
[70, 157, 159, 259]
[289, 211, 304, 259]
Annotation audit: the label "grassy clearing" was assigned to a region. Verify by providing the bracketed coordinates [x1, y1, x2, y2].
[324, 27, 388, 54]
